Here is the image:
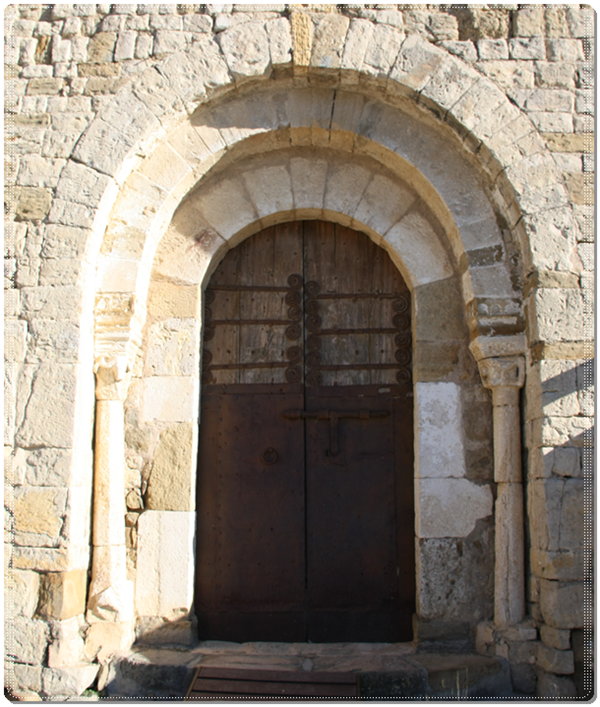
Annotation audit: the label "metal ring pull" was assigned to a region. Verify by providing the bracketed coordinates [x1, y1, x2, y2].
[262, 448, 278, 465]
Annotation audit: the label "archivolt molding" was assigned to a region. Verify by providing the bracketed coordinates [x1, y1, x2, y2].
[54, 21, 578, 371]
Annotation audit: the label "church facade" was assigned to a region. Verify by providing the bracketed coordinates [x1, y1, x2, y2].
[5, 3, 593, 699]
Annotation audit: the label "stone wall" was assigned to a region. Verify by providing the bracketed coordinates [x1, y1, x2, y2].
[5, 3, 593, 699]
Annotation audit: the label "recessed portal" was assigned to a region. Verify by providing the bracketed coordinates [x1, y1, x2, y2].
[195, 221, 415, 642]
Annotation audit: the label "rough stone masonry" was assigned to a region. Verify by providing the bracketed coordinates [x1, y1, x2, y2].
[4, 3, 594, 700]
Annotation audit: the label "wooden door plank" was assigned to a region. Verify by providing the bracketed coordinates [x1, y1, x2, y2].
[239, 223, 303, 384]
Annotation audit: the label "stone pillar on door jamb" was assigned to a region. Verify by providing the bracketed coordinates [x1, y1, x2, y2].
[478, 355, 526, 628]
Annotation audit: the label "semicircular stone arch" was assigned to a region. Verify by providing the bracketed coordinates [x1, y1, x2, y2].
[73, 18, 586, 650]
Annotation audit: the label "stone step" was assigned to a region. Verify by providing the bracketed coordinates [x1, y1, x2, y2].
[104, 642, 514, 699]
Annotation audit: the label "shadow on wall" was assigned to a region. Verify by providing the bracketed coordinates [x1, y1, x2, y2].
[103, 615, 200, 698]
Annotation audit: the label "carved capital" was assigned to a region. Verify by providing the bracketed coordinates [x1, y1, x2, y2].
[478, 356, 525, 391]
[94, 292, 145, 400]
[94, 355, 131, 401]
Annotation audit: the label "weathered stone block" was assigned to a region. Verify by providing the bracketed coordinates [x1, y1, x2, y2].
[362, 22, 404, 77]
[417, 519, 494, 621]
[538, 645, 575, 675]
[340, 18, 373, 74]
[13, 662, 42, 694]
[416, 477, 493, 539]
[530, 477, 583, 554]
[20, 286, 82, 322]
[15, 364, 78, 449]
[532, 288, 585, 343]
[477, 38, 508, 60]
[509, 37, 545, 61]
[87, 32, 116, 62]
[414, 342, 460, 382]
[5, 569, 40, 618]
[536, 671, 577, 698]
[147, 282, 200, 320]
[535, 62, 575, 88]
[15, 188, 51, 221]
[241, 164, 294, 218]
[414, 278, 465, 340]
[47, 616, 85, 668]
[14, 486, 67, 546]
[546, 38, 585, 63]
[145, 423, 195, 512]
[539, 579, 583, 629]
[41, 665, 99, 697]
[218, 21, 270, 81]
[541, 624, 571, 650]
[6, 617, 49, 665]
[5, 321, 27, 363]
[13, 448, 73, 487]
[145, 318, 199, 377]
[310, 13, 349, 70]
[513, 7, 544, 37]
[416, 382, 466, 479]
[265, 16, 292, 66]
[135, 510, 195, 617]
[37, 570, 87, 620]
[84, 620, 134, 663]
[141, 376, 198, 423]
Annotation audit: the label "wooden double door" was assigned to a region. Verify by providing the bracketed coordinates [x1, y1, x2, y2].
[196, 221, 415, 643]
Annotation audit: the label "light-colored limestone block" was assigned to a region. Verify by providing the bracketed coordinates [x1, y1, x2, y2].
[137, 142, 193, 192]
[193, 176, 259, 241]
[5, 569, 40, 618]
[16, 363, 77, 448]
[141, 376, 198, 423]
[6, 617, 49, 666]
[135, 510, 195, 617]
[41, 665, 99, 697]
[353, 174, 415, 236]
[241, 164, 294, 218]
[14, 487, 67, 544]
[310, 13, 349, 70]
[416, 477, 493, 538]
[217, 21, 271, 81]
[362, 22, 404, 77]
[415, 382, 467, 479]
[323, 161, 372, 218]
[153, 219, 226, 287]
[47, 616, 85, 668]
[145, 319, 199, 377]
[389, 34, 446, 94]
[290, 156, 328, 211]
[341, 18, 374, 73]
[266, 17, 292, 66]
[147, 282, 200, 320]
[384, 210, 452, 286]
[84, 621, 134, 663]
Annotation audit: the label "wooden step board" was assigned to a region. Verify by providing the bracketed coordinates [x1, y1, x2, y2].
[186, 667, 360, 699]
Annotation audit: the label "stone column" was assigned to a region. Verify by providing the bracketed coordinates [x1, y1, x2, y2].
[85, 356, 135, 660]
[479, 356, 526, 627]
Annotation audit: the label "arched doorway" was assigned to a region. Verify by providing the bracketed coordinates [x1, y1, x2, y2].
[195, 220, 415, 643]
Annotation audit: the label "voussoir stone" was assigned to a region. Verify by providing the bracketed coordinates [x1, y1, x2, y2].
[218, 21, 271, 80]
[310, 13, 349, 70]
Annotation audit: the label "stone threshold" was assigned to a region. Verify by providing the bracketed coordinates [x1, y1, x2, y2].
[102, 641, 520, 699]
